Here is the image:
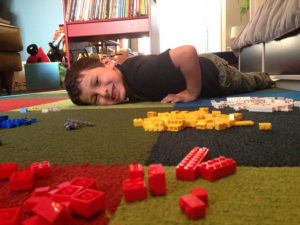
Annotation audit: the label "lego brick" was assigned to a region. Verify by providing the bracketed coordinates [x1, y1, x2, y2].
[148, 164, 166, 195]
[259, 122, 272, 130]
[51, 184, 83, 202]
[176, 147, 210, 181]
[0, 207, 22, 225]
[30, 161, 51, 179]
[71, 188, 105, 218]
[9, 170, 34, 191]
[69, 177, 97, 189]
[32, 186, 50, 196]
[32, 198, 71, 224]
[123, 177, 147, 202]
[179, 194, 206, 219]
[190, 187, 208, 204]
[129, 163, 144, 179]
[24, 196, 45, 213]
[22, 215, 50, 225]
[198, 156, 237, 182]
[0, 162, 17, 180]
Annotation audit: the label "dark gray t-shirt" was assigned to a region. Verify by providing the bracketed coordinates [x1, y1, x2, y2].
[118, 49, 222, 102]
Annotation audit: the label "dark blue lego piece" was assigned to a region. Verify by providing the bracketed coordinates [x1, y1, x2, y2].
[0, 115, 37, 129]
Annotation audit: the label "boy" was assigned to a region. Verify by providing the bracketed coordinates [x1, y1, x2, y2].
[64, 45, 274, 105]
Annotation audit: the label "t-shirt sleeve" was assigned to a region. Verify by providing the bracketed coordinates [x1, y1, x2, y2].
[120, 49, 186, 101]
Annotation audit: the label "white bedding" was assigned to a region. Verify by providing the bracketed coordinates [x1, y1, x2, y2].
[230, 0, 300, 51]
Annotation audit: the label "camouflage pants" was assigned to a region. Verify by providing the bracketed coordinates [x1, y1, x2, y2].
[199, 53, 274, 95]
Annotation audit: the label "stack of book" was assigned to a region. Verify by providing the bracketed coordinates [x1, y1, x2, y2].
[65, 0, 148, 22]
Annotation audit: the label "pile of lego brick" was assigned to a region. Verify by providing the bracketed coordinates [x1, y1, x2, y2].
[0, 115, 37, 128]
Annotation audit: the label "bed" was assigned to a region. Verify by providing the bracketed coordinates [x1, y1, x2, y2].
[230, 0, 300, 90]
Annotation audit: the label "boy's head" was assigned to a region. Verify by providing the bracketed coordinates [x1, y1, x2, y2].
[64, 57, 126, 105]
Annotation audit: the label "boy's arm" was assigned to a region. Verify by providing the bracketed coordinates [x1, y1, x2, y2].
[161, 45, 202, 103]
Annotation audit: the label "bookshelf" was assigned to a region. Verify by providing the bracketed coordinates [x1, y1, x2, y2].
[62, 0, 159, 67]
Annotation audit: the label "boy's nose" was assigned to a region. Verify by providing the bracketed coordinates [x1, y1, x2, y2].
[98, 86, 109, 97]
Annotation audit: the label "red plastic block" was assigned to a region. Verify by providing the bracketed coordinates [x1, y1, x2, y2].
[176, 147, 210, 181]
[190, 187, 208, 204]
[129, 163, 144, 179]
[69, 177, 97, 189]
[30, 161, 51, 179]
[9, 170, 34, 191]
[24, 196, 45, 213]
[148, 164, 166, 195]
[71, 188, 105, 218]
[32, 186, 50, 196]
[123, 177, 147, 202]
[51, 184, 83, 202]
[0, 207, 22, 225]
[0, 162, 17, 180]
[198, 156, 237, 182]
[179, 194, 206, 219]
[32, 198, 71, 224]
[22, 215, 50, 225]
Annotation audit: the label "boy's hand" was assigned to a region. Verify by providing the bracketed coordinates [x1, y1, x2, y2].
[161, 90, 197, 103]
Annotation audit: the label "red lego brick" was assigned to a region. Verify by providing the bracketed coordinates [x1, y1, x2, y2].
[30, 161, 51, 179]
[198, 156, 237, 182]
[123, 177, 147, 202]
[129, 163, 144, 179]
[176, 147, 210, 181]
[32, 186, 50, 196]
[179, 194, 206, 219]
[0, 207, 22, 225]
[0, 162, 17, 180]
[190, 187, 208, 204]
[69, 177, 97, 189]
[55, 182, 70, 190]
[51, 184, 83, 202]
[32, 198, 71, 224]
[71, 188, 105, 218]
[24, 196, 45, 213]
[9, 170, 34, 191]
[22, 215, 50, 225]
[148, 164, 166, 195]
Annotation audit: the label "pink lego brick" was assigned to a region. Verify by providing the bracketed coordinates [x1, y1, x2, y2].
[198, 156, 237, 182]
[71, 188, 105, 218]
[9, 170, 34, 191]
[0, 162, 17, 180]
[123, 177, 147, 202]
[190, 187, 208, 204]
[30, 161, 51, 179]
[22, 215, 50, 225]
[51, 184, 83, 202]
[148, 164, 166, 195]
[129, 163, 144, 179]
[179, 194, 206, 219]
[32, 198, 71, 224]
[69, 177, 97, 189]
[0, 207, 22, 225]
[176, 147, 210, 181]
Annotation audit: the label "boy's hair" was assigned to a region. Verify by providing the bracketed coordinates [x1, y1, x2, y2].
[64, 57, 104, 105]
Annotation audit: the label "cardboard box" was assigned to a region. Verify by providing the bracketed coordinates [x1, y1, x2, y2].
[25, 62, 61, 90]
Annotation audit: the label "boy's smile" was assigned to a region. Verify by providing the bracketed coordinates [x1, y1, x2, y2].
[78, 64, 126, 105]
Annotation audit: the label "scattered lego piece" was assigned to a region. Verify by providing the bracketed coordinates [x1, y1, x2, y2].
[176, 147, 210, 181]
[9, 170, 35, 191]
[198, 156, 237, 182]
[71, 188, 105, 218]
[179, 194, 206, 219]
[32, 186, 51, 196]
[31, 161, 51, 179]
[64, 119, 94, 130]
[259, 122, 272, 130]
[51, 184, 83, 202]
[0, 115, 37, 129]
[0, 207, 22, 225]
[148, 164, 166, 195]
[69, 177, 97, 189]
[24, 196, 45, 213]
[190, 187, 208, 204]
[20, 108, 27, 113]
[0, 162, 18, 180]
[123, 177, 147, 202]
[129, 163, 144, 179]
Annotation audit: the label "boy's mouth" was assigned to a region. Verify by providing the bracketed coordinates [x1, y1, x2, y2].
[111, 84, 118, 101]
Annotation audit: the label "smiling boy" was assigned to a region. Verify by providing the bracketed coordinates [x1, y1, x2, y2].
[64, 45, 274, 105]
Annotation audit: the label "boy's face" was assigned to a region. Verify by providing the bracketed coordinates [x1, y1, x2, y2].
[78, 60, 126, 105]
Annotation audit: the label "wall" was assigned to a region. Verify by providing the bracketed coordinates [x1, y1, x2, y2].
[221, 0, 249, 51]
[0, 0, 64, 61]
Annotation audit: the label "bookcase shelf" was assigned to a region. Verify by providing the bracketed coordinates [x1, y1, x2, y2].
[62, 0, 159, 66]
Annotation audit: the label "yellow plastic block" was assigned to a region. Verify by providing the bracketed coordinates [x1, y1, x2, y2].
[199, 107, 209, 113]
[196, 120, 207, 129]
[206, 122, 215, 129]
[211, 110, 221, 117]
[233, 120, 254, 126]
[233, 113, 243, 121]
[259, 122, 272, 130]
[215, 122, 227, 130]
[166, 124, 184, 132]
[147, 111, 157, 118]
[133, 118, 144, 127]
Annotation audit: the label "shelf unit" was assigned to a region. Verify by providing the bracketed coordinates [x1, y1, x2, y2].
[62, 0, 159, 67]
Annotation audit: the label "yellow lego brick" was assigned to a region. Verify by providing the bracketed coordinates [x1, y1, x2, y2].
[211, 110, 221, 117]
[166, 124, 184, 132]
[133, 118, 143, 127]
[147, 111, 157, 118]
[233, 120, 254, 126]
[259, 122, 272, 130]
[233, 113, 243, 121]
[184, 118, 197, 127]
[215, 122, 227, 130]
[198, 107, 209, 113]
[195, 120, 207, 129]
[206, 122, 215, 129]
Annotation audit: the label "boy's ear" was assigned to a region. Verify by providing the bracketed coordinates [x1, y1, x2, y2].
[100, 57, 115, 68]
